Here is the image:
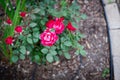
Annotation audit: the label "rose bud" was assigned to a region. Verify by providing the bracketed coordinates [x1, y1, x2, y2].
[20, 12, 27, 17]
[5, 36, 13, 45]
[6, 18, 12, 25]
[15, 26, 23, 33]
[66, 22, 76, 31]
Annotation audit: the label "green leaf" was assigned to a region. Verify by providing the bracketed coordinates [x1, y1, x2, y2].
[64, 41, 72, 47]
[20, 54, 25, 60]
[75, 12, 80, 16]
[102, 74, 106, 78]
[58, 51, 63, 55]
[11, 55, 18, 63]
[60, 0, 67, 7]
[50, 50, 57, 55]
[27, 37, 33, 44]
[63, 52, 71, 59]
[70, 1, 80, 10]
[20, 46, 26, 54]
[35, 55, 40, 62]
[46, 54, 54, 63]
[102, 68, 109, 77]
[26, 45, 34, 52]
[56, 45, 60, 49]
[76, 36, 80, 41]
[29, 22, 37, 27]
[33, 8, 40, 13]
[76, 31, 85, 39]
[39, 9, 45, 15]
[81, 14, 87, 20]
[30, 14, 36, 20]
[33, 32, 39, 38]
[41, 48, 48, 54]
[33, 28, 39, 31]
[60, 37, 66, 42]
[13, 50, 19, 55]
[45, 46, 51, 49]
[54, 56, 59, 61]
[18, 35, 25, 40]
[61, 44, 65, 49]
[76, 44, 84, 49]
[75, 50, 80, 55]
[75, 17, 81, 23]
[61, 11, 67, 17]
[24, 28, 30, 34]
[50, 46, 56, 50]
[80, 50, 86, 57]
[27, 34, 32, 37]
[72, 22, 79, 28]
[40, 20, 45, 25]
[33, 38, 39, 43]
[70, 14, 74, 18]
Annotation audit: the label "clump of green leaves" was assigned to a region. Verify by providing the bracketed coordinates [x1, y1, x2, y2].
[102, 68, 110, 78]
[0, 0, 26, 62]
[0, 0, 87, 64]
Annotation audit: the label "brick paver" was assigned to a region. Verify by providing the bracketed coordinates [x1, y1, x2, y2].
[110, 30, 120, 57]
[105, 3, 120, 29]
[113, 57, 120, 80]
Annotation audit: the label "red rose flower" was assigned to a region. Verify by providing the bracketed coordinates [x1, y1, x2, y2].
[66, 22, 76, 31]
[20, 12, 27, 17]
[15, 26, 23, 33]
[46, 20, 55, 28]
[40, 29, 58, 46]
[45, 17, 65, 34]
[53, 17, 65, 34]
[6, 18, 12, 25]
[5, 36, 13, 45]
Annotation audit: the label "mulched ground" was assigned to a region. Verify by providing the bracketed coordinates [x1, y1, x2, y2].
[0, 0, 110, 80]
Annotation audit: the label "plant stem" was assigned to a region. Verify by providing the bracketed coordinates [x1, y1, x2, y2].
[68, 30, 75, 45]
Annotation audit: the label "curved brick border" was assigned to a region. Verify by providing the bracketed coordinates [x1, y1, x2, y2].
[103, 0, 120, 80]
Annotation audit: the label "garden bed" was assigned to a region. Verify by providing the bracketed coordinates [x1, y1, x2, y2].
[0, 0, 110, 80]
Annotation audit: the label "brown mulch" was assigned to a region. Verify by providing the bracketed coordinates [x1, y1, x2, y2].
[0, 0, 110, 80]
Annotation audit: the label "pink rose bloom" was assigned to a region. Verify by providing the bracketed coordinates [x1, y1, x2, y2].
[45, 20, 55, 28]
[53, 17, 65, 34]
[66, 22, 76, 31]
[15, 26, 23, 33]
[20, 12, 27, 17]
[40, 29, 58, 46]
[6, 18, 12, 25]
[5, 36, 13, 45]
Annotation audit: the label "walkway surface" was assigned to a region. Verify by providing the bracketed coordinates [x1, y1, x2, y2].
[103, 0, 120, 80]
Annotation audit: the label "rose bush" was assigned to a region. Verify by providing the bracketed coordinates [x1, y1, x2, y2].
[0, 0, 87, 64]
